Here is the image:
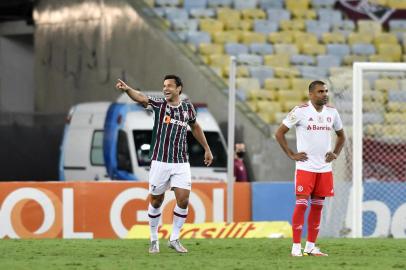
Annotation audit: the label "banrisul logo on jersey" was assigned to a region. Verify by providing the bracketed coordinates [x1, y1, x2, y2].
[307, 125, 332, 131]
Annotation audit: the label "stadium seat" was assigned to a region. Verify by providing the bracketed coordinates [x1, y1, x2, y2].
[363, 90, 386, 103]
[388, 90, 406, 102]
[343, 55, 368, 65]
[213, 31, 240, 43]
[207, 0, 232, 8]
[183, 0, 207, 10]
[311, 0, 336, 8]
[291, 9, 317, 20]
[224, 20, 252, 31]
[363, 112, 384, 124]
[236, 77, 261, 91]
[274, 44, 299, 55]
[199, 43, 224, 55]
[374, 78, 399, 91]
[373, 33, 398, 46]
[387, 102, 406, 113]
[225, 42, 249, 55]
[317, 55, 341, 68]
[291, 54, 316, 65]
[187, 31, 211, 46]
[165, 8, 189, 21]
[351, 43, 376, 56]
[388, 0, 406, 9]
[216, 8, 241, 21]
[347, 32, 373, 45]
[368, 54, 393, 62]
[171, 19, 199, 31]
[364, 101, 385, 113]
[264, 78, 291, 90]
[306, 20, 331, 38]
[294, 32, 318, 46]
[377, 44, 402, 61]
[209, 54, 231, 66]
[264, 54, 290, 67]
[233, 0, 258, 10]
[241, 32, 267, 44]
[278, 90, 304, 102]
[274, 67, 300, 78]
[236, 54, 263, 65]
[298, 66, 328, 78]
[322, 32, 346, 44]
[388, 20, 406, 32]
[259, 0, 284, 9]
[327, 44, 350, 58]
[199, 19, 224, 33]
[156, 0, 180, 7]
[269, 32, 294, 43]
[223, 65, 250, 78]
[357, 20, 382, 36]
[318, 9, 342, 24]
[291, 78, 313, 91]
[332, 20, 355, 32]
[266, 9, 291, 22]
[249, 43, 274, 55]
[384, 112, 406, 124]
[189, 8, 216, 18]
[241, 9, 266, 20]
[301, 44, 326, 55]
[249, 66, 275, 87]
[282, 100, 305, 112]
[279, 19, 306, 31]
[253, 20, 278, 34]
[248, 89, 277, 101]
[285, 0, 310, 10]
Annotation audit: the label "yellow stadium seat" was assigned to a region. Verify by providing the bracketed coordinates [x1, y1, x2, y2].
[364, 101, 385, 112]
[374, 78, 399, 91]
[347, 32, 373, 45]
[357, 20, 382, 36]
[294, 32, 318, 46]
[236, 77, 261, 91]
[279, 20, 306, 31]
[269, 32, 294, 43]
[282, 100, 305, 112]
[377, 44, 402, 61]
[248, 89, 277, 101]
[257, 111, 276, 124]
[363, 90, 386, 103]
[257, 100, 283, 113]
[291, 78, 313, 91]
[285, 0, 310, 10]
[247, 100, 258, 112]
[322, 32, 346, 44]
[274, 67, 300, 78]
[223, 65, 250, 78]
[274, 44, 299, 54]
[368, 54, 393, 62]
[217, 8, 241, 22]
[224, 20, 252, 31]
[384, 112, 406, 124]
[209, 54, 231, 66]
[199, 19, 224, 33]
[373, 33, 398, 46]
[291, 9, 317, 20]
[210, 66, 223, 77]
[278, 90, 304, 102]
[387, 102, 406, 113]
[199, 43, 224, 55]
[388, 0, 406, 9]
[264, 54, 290, 67]
[212, 31, 240, 43]
[343, 55, 368, 66]
[264, 78, 291, 90]
[241, 32, 267, 44]
[368, 0, 388, 5]
[301, 44, 326, 55]
[241, 9, 266, 20]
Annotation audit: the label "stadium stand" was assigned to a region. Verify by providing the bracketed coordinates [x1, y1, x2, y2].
[149, 0, 406, 127]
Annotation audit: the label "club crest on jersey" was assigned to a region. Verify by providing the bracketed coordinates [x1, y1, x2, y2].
[327, 117, 332, 123]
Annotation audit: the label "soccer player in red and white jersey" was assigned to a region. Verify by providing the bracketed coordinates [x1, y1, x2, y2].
[116, 75, 213, 254]
[275, 80, 346, 257]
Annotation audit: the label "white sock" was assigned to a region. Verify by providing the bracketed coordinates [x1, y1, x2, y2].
[304, 241, 315, 252]
[170, 204, 188, 241]
[148, 204, 162, 242]
[292, 243, 302, 254]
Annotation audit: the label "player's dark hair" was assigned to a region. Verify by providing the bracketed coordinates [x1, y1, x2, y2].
[309, 80, 326, 92]
[164, 74, 183, 94]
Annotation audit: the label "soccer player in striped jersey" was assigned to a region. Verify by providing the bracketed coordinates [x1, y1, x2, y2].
[116, 75, 213, 254]
[275, 81, 346, 257]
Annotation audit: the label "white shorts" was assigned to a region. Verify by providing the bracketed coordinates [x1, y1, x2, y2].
[148, 160, 192, 195]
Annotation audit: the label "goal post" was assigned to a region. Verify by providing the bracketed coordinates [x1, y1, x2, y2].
[352, 62, 406, 238]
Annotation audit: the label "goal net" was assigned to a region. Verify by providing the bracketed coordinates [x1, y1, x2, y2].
[320, 63, 406, 238]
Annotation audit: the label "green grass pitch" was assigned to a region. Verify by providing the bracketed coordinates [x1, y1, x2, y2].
[0, 238, 405, 270]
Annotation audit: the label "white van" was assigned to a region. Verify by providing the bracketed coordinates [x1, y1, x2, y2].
[59, 93, 227, 181]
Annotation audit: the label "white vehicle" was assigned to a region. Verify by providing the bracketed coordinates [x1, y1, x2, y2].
[59, 93, 227, 181]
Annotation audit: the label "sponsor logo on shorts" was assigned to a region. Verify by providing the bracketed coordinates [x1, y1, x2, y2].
[297, 185, 303, 192]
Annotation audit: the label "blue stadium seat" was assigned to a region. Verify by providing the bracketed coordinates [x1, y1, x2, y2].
[248, 66, 274, 87]
[306, 20, 331, 38]
[164, 7, 189, 21]
[183, 0, 207, 11]
[317, 9, 342, 24]
[171, 19, 199, 31]
[351, 43, 376, 56]
[207, 0, 232, 8]
[266, 9, 291, 22]
[225, 43, 249, 55]
[311, 0, 336, 8]
[388, 91, 406, 102]
[327, 44, 350, 58]
[253, 20, 279, 34]
[298, 66, 329, 79]
[155, 0, 180, 6]
[189, 8, 215, 18]
[317, 55, 341, 68]
[233, 0, 258, 10]
[259, 0, 284, 9]
[291, 54, 316, 65]
[237, 54, 263, 66]
[187, 31, 211, 46]
[249, 43, 274, 55]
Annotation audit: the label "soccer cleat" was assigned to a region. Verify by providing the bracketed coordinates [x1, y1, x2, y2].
[168, 239, 188, 253]
[291, 250, 303, 257]
[149, 240, 160, 254]
[303, 247, 328, 256]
